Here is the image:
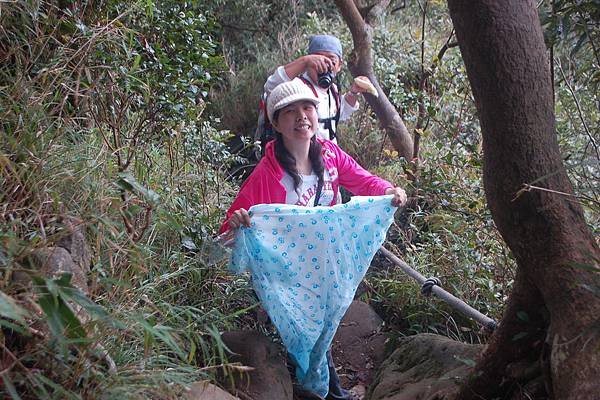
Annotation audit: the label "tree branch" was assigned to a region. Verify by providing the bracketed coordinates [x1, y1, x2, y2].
[391, 0, 407, 13]
[335, 0, 414, 161]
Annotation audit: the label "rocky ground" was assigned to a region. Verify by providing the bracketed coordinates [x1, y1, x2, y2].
[184, 301, 483, 400]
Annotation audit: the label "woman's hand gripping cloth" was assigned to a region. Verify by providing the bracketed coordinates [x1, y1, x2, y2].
[229, 195, 397, 397]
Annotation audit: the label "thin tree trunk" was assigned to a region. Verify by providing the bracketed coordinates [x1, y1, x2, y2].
[335, 0, 414, 161]
[447, 1, 600, 399]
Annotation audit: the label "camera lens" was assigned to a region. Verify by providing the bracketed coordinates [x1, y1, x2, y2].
[317, 71, 334, 89]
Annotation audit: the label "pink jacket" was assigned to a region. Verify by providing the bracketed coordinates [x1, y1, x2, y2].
[219, 139, 393, 233]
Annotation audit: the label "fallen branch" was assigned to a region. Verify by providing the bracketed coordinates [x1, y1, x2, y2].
[379, 245, 497, 331]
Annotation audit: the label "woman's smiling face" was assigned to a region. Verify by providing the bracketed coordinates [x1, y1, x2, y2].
[272, 100, 319, 143]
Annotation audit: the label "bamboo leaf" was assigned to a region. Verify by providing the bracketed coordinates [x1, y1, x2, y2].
[581, 284, 600, 298]
[569, 261, 600, 272]
[132, 54, 142, 71]
[136, 316, 186, 359]
[516, 311, 529, 322]
[116, 172, 160, 206]
[0, 291, 29, 325]
[1, 375, 22, 400]
[32, 275, 87, 340]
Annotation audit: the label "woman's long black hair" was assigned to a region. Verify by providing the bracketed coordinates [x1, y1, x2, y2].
[272, 110, 324, 193]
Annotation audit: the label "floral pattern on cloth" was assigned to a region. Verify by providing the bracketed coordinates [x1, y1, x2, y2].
[230, 195, 396, 397]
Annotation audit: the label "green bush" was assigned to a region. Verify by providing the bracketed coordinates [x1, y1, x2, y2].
[1, 1, 256, 398]
[1, 1, 597, 397]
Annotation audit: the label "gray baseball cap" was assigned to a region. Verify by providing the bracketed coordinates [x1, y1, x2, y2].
[308, 35, 342, 59]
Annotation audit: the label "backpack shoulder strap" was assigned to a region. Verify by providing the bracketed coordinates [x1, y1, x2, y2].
[255, 92, 274, 158]
[298, 76, 318, 98]
[330, 84, 341, 122]
[313, 178, 324, 207]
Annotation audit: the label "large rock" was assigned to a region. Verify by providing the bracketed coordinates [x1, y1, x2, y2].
[221, 330, 293, 400]
[23, 247, 90, 324]
[13, 217, 91, 295]
[30, 247, 88, 294]
[331, 301, 387, 392]
[56, 217, 91, 276]
[185, 381, 240, 400]
[368, 333, 483, 400]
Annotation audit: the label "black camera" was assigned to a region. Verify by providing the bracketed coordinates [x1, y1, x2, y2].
[317, 70, 335, 89]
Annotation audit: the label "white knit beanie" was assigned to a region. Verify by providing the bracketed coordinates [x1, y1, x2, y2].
[267, 78, 320, 123]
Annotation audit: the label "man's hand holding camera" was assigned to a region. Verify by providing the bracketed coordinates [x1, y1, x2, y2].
[303, 54, 339, 85]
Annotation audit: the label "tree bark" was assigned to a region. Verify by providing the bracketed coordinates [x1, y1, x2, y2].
[446, 1, 600, 399]
[335, 0, 414, 161]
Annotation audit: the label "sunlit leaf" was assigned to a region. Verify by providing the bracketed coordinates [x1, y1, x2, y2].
[453, 355, 476, 367]
[0, 291, 29, 325]
[31, 275, 87, 340]
[116, 172, 160, 206]
[136, 316, 186, 360]
[516, 311, 529, 322]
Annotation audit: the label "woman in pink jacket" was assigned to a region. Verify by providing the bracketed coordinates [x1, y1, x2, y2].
[221, 78, 406, 400]
[221, 78, 407, 399]
[222, 79, 406, 233]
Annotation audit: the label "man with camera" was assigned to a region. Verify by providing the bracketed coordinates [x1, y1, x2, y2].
[264, 34, 372, 143]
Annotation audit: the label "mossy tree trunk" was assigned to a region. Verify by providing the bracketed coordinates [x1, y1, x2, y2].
[447, 1, 600, 399]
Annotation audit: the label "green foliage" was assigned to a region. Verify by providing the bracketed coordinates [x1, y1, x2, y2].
[0, 291, 30, 334]
[104, 0, 224, 126]
[206, 0, 338, 64]
[541, 0, 600, 67]
[540, 0, 600, 231]
[1, 0, 598, 397]
[33, 274, 92, 341]
[0, 0, 254, 398]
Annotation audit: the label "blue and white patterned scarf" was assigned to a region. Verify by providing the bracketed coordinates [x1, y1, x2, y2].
[230, 195, 396, 396]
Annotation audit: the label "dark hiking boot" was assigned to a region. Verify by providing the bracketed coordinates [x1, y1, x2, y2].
[293, 384, 325, 400]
